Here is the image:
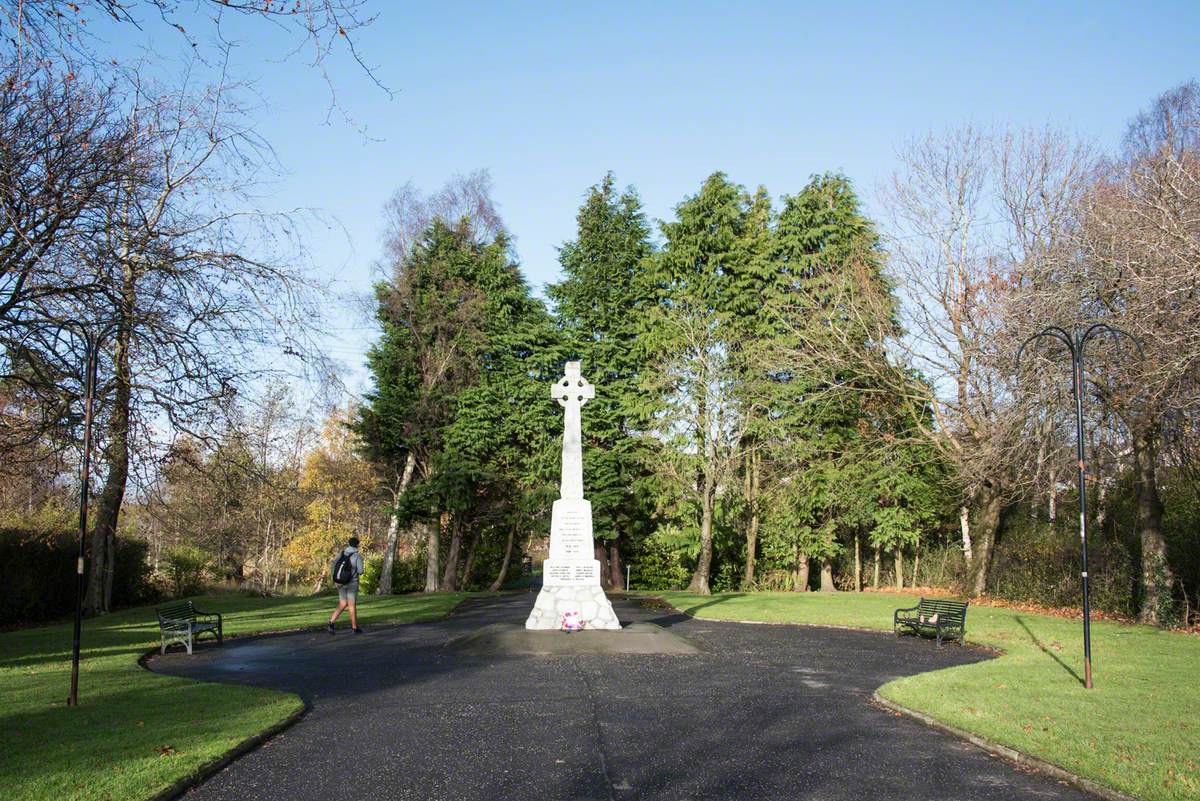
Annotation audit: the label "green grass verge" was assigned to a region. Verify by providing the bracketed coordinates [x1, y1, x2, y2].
[0, 591, 468, 801]
[657, 591, 1199, 801]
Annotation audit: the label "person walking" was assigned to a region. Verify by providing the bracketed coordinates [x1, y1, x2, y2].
[328, 537, 365, 634]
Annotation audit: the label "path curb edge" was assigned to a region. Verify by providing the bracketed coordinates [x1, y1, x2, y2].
[145, 702, 308, 801]
[871, 691, 1141, 801]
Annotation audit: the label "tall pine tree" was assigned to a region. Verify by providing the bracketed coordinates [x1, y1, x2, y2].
[547, 173, 656, 588]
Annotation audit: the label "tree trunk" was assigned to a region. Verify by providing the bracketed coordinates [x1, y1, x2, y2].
[378, 452, 416, 595]
[853, 531, 862, 592]
[894, 548, 904, 591]
[872, 546, 880, 590]
[912, 537, 921, 587]
[460, 528, 482, 590]
[795, 554, 810, 592]
[1132, 424, 1173, 624]
[607, 537, 623, 590]
[311, 563, 328, 595]
[1096, 480, 1109, 531]
[424, 517, 441, 592]
[687, 464, 716, 596]
[84, 273, 134, 615]
[488, 527, 516, 592]
[1048, 467, 1058, 522]
[959, 506, 972, 565]
[688, 391, 715, 596]
[441, 513, 463, 591]
[970, 486, 1003, 597]
[742, 448, 760, 588]
[595, 542, 612, 590]
[819, 558, 835, 592]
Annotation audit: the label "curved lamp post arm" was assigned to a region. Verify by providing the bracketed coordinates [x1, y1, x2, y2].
[1080, 322, 1144, 359]
[1015, 326, 1076, 372]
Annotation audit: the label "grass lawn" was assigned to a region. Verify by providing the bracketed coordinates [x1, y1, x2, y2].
[0, 591, 468, 801]
[658, 591, 1199, 801]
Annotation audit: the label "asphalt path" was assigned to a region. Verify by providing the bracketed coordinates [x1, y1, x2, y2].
[149, 593, 1094, 801]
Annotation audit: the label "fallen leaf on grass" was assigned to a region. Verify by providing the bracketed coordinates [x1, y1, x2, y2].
[156, 745, 177, 757]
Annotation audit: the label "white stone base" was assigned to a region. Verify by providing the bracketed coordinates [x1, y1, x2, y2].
[525, 584, 621, 631]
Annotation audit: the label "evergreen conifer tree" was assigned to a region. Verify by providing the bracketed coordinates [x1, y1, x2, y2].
[547, 173, 656, 587]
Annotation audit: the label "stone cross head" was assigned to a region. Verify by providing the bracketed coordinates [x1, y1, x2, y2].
[552, 361, 595, 408]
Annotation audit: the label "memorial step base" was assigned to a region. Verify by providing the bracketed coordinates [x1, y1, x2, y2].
[525, 585, 621, 631]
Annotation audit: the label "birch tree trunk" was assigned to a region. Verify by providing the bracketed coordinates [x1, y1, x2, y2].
[959, 506, 972, 566]
[912, 538, 921, 587]
[853, 531, 862, 592]
[378, 452, 417, 595]
[1048, 467, 1058, 522]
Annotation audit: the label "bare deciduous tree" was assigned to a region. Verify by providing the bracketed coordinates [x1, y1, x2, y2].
[81, 72, 327, 614]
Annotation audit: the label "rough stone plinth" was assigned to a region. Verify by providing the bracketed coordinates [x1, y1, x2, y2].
[526, 583, 621, 631]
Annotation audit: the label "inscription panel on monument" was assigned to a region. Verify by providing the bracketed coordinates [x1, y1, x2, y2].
[544, 560, 600, 586]
[554, 508, 590, 557]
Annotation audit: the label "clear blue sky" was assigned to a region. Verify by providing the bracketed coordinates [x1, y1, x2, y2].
[112, 1, 1200, 392]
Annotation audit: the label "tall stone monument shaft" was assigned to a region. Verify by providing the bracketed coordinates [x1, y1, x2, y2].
[525, 362, 621, 630]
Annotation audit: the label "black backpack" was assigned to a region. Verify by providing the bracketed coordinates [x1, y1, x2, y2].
[332, 551, 355, 585]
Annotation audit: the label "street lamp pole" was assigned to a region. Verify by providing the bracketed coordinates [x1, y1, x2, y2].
[68, 331, 102, 708]
[1016, 323, 1140, 690]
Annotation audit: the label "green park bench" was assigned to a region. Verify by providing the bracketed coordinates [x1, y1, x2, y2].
[156, 600, 223, 655]
[893, 597, 968, 646]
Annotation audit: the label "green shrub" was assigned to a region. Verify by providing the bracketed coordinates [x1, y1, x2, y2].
[391, 552, 427, 592]
[164, 545, 209, 598]
[358, 554, 383, 594]
[988, 513, 1135, 617]
[0, 528, 159, 626]
[627, 528, 693, 590]
[361, 551, 429, 595]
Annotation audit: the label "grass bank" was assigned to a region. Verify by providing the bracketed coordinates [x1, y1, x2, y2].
[0, 592, 468, 801]
[658, 590, 1199, 801]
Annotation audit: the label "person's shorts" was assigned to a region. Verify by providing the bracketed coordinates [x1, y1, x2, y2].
[337, 582, 359, 603]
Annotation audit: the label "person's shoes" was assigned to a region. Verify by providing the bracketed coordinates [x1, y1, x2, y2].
[353, 627, 363, 634]
[327, 622, 335, 634]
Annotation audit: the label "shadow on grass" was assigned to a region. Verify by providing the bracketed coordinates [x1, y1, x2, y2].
[1014, 615, 1084, 686]
[644, 592, 747, 628]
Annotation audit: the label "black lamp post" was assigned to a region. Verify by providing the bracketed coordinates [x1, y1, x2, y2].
[1016, 323, 1140, 690]
[67, 327, 109, 707]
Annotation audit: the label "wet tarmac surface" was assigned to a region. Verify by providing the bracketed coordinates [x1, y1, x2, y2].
[148, 593, 1095, 801]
